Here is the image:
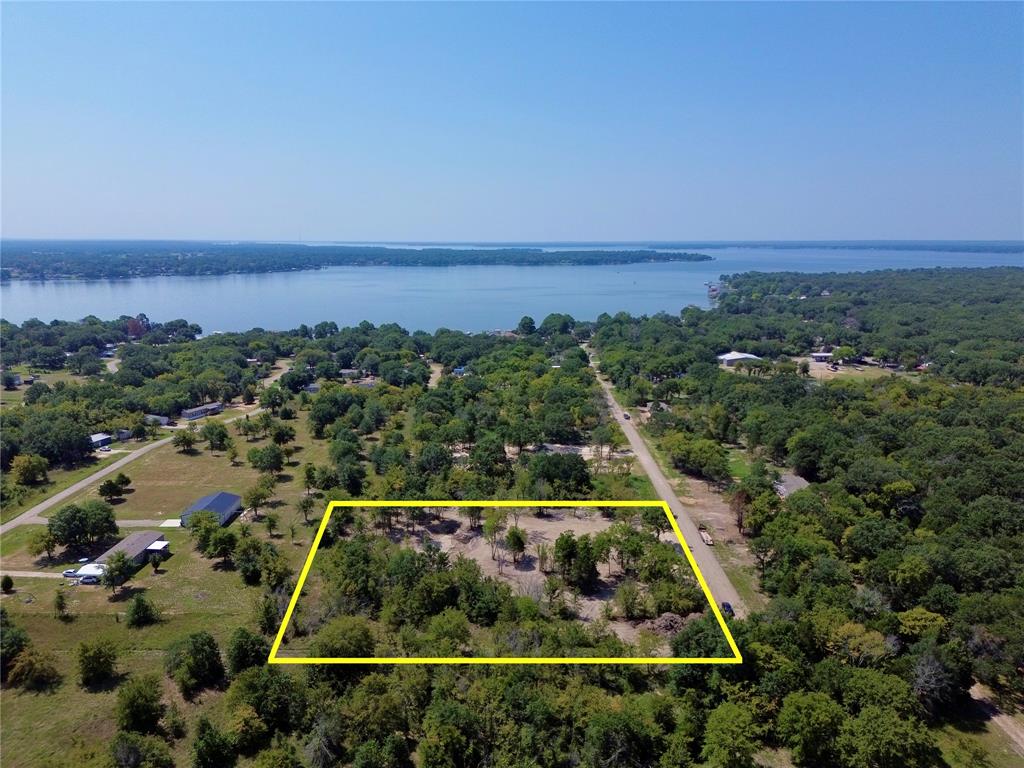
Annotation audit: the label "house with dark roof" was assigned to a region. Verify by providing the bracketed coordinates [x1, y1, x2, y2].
[181, 491, 242, 527]
[97, 531, 168, 566]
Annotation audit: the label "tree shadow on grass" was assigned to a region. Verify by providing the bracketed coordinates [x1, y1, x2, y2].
[81, 671, 128, 694]
[107, 586, 147, 603]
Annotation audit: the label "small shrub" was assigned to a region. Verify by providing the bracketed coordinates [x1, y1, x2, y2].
[165, 631, 224, 698]
[253, 744, 304, 768]
[227, 702, 268, 754]
[116, 674, 164, 733]
[227, 627, 270, 675]
[77, 640, 117, 687]
[125, 594, 159, 627]
[165, 702, 187, 740]
[1, 575, 13, 594]
[110, 731, 174, 768]
[254, 593, 279, 634]
[0, 607, 29, 678]
[192, 716, 236, 768]
[7, 648, 61, 691]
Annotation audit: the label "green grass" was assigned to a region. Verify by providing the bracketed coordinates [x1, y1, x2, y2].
[934, 719, 1024, 768]
[62, 416, 329, 526]
[0, 522, 307, 768]
[1, 456, 123, 524]
[719, 552, 770, 612]
[0, 524, 47, 561]
[728, 448, 753, 480]
[0, 368, 86, 408]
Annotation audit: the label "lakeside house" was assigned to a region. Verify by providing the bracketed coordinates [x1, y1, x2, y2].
[810, 351, 833, 363]
[96, 531, 168, 566]
[90, 432, 112, 448]
[144, 414, 171, 426]
[181, 491, 242, 527]
[181, 402, 224, 420]
[717, 351, 762, 367]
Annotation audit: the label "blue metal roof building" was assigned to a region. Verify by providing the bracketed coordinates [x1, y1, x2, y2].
[181, 491, 242, 527]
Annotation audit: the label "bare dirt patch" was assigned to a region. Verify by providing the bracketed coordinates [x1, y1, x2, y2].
[394, 507, 696, 650]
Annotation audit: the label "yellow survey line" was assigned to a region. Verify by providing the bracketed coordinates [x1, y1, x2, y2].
[268, 500, 743, 665]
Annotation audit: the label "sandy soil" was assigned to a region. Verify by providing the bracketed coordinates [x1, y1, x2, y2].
[397, 508, 681, 649]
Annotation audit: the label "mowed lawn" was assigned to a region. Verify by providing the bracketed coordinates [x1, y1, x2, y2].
[58, 415, 333, 524]
[1, 412, 335, 766]
[1, 456, 122, 524]
[1, 518, 319, 767]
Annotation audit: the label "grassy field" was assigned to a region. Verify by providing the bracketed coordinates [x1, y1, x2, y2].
[1, 455, 126, 524]
[0, 511, 319, 768]
[0, 406, 336, 766]
[0, 368, 87, 407]
[934, 715, 1024, 768]
[59, 416, 331, 524]
[728, 447, 753, 480]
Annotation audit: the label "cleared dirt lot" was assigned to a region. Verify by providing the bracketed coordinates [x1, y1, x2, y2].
[393, 506, 699, 650]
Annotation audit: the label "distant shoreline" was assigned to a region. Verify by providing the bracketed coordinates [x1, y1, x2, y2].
[0, 242, 715, 281]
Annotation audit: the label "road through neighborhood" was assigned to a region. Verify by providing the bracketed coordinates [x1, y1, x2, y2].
[0, 436, 175, 535]
[0, 362, 293, 536]
[590, 355, 747, 617]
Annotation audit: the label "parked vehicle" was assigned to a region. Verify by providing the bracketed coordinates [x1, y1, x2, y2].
[79, 575, 100, 584]
[623, 413, 631, 420]
[698, 524, 714, 546]
[62, 569, 78, 578]
[721, 602, 735, 617]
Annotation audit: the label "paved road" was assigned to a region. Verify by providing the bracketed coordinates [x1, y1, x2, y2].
[0, 372, 291, 537]
[0, 436, 176, 535]
[589, 351, 746, 617]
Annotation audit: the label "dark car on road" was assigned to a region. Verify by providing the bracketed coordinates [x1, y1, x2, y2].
[721, 602, 735, 617]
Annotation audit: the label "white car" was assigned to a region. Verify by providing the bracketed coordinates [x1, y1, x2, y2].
[62, 569, 78, 578]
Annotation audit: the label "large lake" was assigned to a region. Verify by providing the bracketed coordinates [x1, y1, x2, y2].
[2, 243, 1021, 332]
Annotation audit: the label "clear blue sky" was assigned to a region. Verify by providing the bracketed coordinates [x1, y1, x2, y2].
[2, 2, 1021, 241]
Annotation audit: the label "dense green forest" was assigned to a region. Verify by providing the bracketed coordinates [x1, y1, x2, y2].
[1, 267, 1022, 768]
[597, 266, 1024, 388]
[0, 241, 711, 280]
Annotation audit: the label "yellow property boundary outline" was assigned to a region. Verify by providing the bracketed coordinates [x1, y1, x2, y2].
[268, 500, 743, 665]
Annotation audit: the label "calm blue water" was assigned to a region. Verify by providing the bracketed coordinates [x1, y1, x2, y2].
[1, 243, 1021, 333]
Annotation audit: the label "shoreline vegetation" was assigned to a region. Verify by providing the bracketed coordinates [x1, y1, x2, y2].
[1, 239, 1019, 283]
[0, 241, 715, 281]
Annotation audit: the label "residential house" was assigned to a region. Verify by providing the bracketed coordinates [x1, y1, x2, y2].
[180, 402, 224, 420]
[97, 531, 168, 566]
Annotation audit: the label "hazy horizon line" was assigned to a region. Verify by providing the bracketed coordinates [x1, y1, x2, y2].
[3, 238, 1023, 246]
